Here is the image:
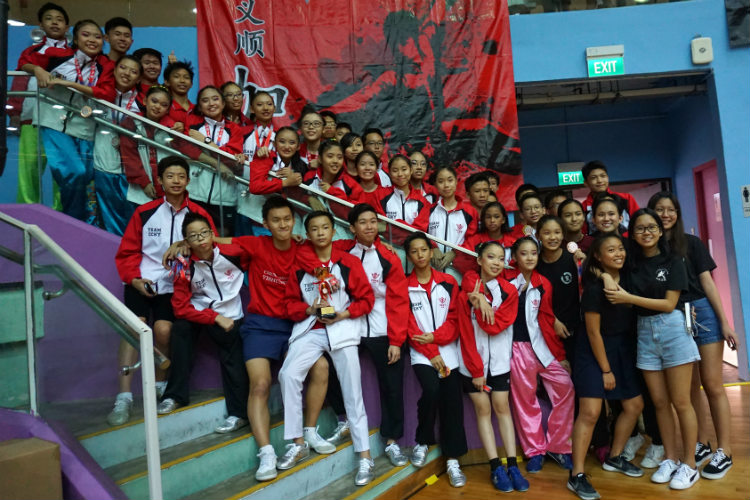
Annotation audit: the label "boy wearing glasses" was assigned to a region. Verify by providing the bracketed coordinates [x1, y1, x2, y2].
[158, 212, 250, 436]
[111, 156, 216, 426]
[363, 128, 391, 187]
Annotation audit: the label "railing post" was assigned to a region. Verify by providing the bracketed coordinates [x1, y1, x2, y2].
[23, 229, 38, 414]
[139, 325, 163, 500]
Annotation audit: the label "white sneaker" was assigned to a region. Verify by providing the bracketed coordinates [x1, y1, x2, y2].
[256, 446, 278, 481]
[411, 444, 429, 467]
[640, 444, 665, 469]
[304, 427, 336, 454]
[106, 395, 133, 426]
[651, 459, 679, 483]
[355, 458, 375, 486]
[622, 434, 645, 461]
[446, 459, 466, 487]
[669, 463, 699, 490]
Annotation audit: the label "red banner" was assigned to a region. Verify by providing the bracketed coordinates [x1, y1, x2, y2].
[197, 0, 521, 207]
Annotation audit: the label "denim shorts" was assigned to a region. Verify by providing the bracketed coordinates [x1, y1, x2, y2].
[636, 309, 701, 370]
[690, 297, 724, 346]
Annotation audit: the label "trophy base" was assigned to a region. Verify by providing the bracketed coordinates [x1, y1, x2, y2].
[317, 306, 337, 320]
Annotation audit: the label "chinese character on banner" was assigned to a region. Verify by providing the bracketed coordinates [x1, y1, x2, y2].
[234, 29, 266, 58]
[197, 0, 523, 208]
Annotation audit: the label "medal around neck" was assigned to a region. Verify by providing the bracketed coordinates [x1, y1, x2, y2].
[523, 225, 534, 236]
[567, 241, 579, 254]
[80, 105, 93, 118]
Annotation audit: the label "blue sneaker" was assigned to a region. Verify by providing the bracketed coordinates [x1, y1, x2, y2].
[491, 465, 513, 492]
[508, 465, 530, 492]
[526, 454, 544, 473]
[547, 451, 573, 470]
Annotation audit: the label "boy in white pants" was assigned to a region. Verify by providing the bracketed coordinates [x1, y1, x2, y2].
[278, 211, 375, 486]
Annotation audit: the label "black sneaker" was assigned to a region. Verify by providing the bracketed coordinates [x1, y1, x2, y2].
[602, 454, 644, 477]
[695, 442, 712, 467]
[567, 473, 601, 500]
[701, 449, 733, 479]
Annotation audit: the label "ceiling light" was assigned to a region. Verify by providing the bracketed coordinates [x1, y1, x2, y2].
[8, 19, 26, 27]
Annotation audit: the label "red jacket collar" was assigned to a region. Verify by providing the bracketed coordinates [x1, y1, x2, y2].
[294, 241, 348, 274]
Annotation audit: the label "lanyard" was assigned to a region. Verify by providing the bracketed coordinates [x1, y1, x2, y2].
[74, 57, 97, 86]
[254, 125, 273, 150]
[116, 91, 137, 123]
[205, 122, 225, 145]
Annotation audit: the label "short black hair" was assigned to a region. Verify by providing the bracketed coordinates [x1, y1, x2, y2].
[182, 212, 211, 236]
[336, 122, 352, 132]
[116, 54, 142, 74]
[105, 17, 132, 34]
[37, 2, 69, 24]
[133, 47, 163, 62]
[348, 203, 378, 226]
[363, 127, 384, 140]
[518, 191, 543, 209]
[157, 155, 189, 178]
[544, 190, 569, 210]
[164, 60, 195, 82]
[404, 232, 433, 252]
[320, 110, 337, 122]
[582, 160, 608, 182]
[465, 172, 490, 192]
[262, 195, 294, 221]
[514, 183, 539, 205]
[484, 170, 500, 184]
[304, 210, 334, 231]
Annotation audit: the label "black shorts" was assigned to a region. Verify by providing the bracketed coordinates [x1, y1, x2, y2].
[461, 371, 511, 393]
[124, 285, 174, 323]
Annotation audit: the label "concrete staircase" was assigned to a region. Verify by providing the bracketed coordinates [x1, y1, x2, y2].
[77, 390, 441, 500]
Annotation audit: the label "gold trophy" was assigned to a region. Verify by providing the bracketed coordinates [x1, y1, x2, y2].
[314, 266, 339, 320]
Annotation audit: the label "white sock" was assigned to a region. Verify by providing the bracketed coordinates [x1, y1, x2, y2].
[447, 459, 460, 469]
[116, 392, 133, 402]
[303, 426, 317, 434]
[260, 444, 275, 455]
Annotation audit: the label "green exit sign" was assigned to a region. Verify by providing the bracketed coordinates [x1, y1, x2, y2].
[559, 171, 583, 186]
[587, 57, 624, 78]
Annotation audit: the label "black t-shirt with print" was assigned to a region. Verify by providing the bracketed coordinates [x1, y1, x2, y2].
[537, 250, 581, 329]
[629, 252, 688, 316]
[682, 234, 717, 303]
[513, 289, 531, 342]
[581, 273, 636, 337]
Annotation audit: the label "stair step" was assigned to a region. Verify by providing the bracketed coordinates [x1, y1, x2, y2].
[80, 397, 229, 469]
[182, 429, 384, 500]
[299, 445, 442, 500]
[117, 408, 338, 500]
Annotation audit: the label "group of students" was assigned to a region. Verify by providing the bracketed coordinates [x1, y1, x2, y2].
[11, 3, 739, 496]
[107, 151, 737, 495]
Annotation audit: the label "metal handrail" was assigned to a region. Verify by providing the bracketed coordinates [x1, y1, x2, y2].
[6, 71, 477, 259]
[0, 210, 164, 500]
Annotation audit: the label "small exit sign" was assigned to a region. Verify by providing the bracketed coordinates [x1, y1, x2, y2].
[558, 171, 583, 186]
[587, 57, 624, 78]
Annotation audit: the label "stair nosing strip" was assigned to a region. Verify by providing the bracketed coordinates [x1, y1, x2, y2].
[224, 428, 379, 500]
[115, 419, 286, 485]
[78, 397, 226, 440]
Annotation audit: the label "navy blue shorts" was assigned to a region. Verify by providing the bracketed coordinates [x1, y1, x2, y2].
[574, 333, 641, 400]
[239, 313, 293, 362]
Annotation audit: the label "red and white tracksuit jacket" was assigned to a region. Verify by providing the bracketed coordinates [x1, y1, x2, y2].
[407, 269, 461, 370]
[186, 116, 243, 206]
[379, 187, 430, 231]
[428, 196, 478, 252]
[458, 271, 518, 378]
[284, 243, 374, 350]
[171, 244, 249, 324]
[333, 239, 409, 346]
[115, 195, 216, 294]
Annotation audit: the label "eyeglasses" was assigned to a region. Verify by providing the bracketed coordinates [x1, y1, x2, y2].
[186, 229, 213, 242]
[224, 92, 243, 100]
[633, 224, 660, 234]
[365, 141, 384, 147]
[302, 121, 323, 129]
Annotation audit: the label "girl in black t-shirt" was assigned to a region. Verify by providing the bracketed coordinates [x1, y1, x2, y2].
[649, 192, 738, 479]
[536, 215, 580, 369]
[604, 208, 701, 490]
[567, 234, 645, 499]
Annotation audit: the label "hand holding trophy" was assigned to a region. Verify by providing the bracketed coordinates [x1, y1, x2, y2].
[314, 266, 339, 320]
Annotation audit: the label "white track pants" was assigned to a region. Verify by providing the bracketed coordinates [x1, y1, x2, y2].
[279, 329, 370, 452]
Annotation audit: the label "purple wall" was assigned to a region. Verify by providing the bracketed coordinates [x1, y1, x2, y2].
[0, 204, 222, 404]
[0, 408, 126, 500]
